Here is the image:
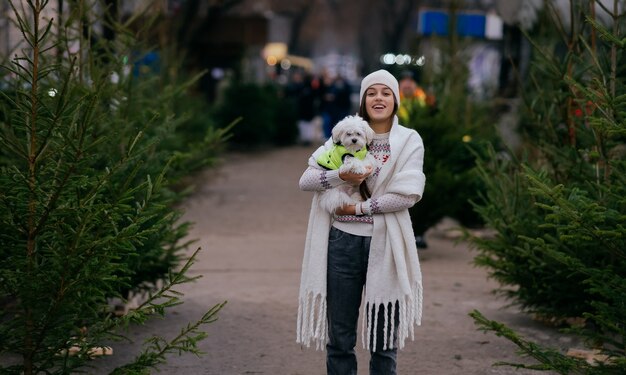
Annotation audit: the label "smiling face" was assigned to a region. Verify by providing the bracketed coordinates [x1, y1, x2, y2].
[359, 84, 397, 128]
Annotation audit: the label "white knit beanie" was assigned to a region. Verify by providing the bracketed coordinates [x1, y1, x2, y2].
[359, 69, 400, 106]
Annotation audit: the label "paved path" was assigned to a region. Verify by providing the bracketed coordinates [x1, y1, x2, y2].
[94, 145, 561, 374]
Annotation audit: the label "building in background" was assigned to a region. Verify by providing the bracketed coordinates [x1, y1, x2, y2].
[4, 1, 612, 101]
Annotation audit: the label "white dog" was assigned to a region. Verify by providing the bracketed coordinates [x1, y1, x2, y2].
[316, 115, 377, 213]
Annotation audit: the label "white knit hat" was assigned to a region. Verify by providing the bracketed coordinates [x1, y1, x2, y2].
[359, 69, 400, 106]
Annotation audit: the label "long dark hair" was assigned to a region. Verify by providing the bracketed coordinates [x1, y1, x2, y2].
[355, 91, 398, 200]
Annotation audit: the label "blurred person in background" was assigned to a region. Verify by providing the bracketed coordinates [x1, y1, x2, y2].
[319, 71, 336, 140]
[319, 72, 353, 140]
[398, 71, 428, 125]
[397, 70, 435, 249]
[287, 70, 318, 146]
[326, 74, 353, 139]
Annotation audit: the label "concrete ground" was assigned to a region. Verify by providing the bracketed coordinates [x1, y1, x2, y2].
[92, 145, 569, 375]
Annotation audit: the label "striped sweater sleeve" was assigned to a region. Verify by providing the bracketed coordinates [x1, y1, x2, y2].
[299, 166, 345, 192]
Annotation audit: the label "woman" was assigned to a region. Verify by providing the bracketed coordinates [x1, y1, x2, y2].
[297, 69, 426, 375]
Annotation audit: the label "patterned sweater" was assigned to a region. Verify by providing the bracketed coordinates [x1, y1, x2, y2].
[299, 132, 419, 236]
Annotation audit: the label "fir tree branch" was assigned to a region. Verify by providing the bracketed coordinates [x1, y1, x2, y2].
[33, 56, 77, 163]
[470, 310, 588, 374]
[110, 301, 226, 374]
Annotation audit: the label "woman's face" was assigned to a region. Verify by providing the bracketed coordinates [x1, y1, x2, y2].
[364, 84, 395, 124]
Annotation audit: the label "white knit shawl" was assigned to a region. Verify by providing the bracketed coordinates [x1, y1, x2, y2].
[297, 118, 426, 351]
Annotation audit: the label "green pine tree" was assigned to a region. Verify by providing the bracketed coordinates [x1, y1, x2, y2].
[0, 1, 227, 373]
[468, 1, 626, 373]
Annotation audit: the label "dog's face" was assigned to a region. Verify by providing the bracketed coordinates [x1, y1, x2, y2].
[332, 116, 375, 152]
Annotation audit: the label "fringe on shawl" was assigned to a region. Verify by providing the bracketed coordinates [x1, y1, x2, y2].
[297, 284, 422, 352]
[361, 281, 423, 351]
[296, 291, 328, 350]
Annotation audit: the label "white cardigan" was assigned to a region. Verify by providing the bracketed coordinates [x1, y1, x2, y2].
[297, 118, 426, 351]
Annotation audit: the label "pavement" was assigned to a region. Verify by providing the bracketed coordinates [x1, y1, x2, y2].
[91, 145, 567, 375]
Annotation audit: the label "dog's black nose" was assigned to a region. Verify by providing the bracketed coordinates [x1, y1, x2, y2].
[351, 138, 357, 143]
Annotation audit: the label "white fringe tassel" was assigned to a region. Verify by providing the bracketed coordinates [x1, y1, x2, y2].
[297, 291, 328, 350]
[362, 282, 423, 351]
[297, 282, 422, 352]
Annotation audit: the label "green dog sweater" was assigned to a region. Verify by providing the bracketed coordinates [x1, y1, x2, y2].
[316, 145, 368, 170]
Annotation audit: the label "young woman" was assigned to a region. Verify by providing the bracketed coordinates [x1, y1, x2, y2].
[297, 69, 426, 375]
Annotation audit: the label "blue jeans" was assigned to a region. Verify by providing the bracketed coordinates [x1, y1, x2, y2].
[326, 227, 398, 375]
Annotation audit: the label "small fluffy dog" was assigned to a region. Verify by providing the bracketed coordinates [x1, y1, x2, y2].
[316, 115, 377, 213]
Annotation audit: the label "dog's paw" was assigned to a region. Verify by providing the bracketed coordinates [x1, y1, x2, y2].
[340, 158, 372, 175]
[349, 165, 368, 175]
[319, 189, 356, 213]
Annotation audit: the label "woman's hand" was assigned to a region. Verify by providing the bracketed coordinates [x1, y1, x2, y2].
[334, 204, 356, 216]
[339, 166, 373, 186]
